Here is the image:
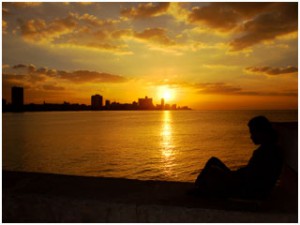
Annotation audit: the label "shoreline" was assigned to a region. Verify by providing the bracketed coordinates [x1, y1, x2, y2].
[3, 170, 297, 222]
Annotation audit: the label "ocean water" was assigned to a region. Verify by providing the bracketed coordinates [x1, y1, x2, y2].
[2, 110, 297, 182]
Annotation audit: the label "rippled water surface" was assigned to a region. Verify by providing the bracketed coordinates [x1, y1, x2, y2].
[3, 110, 297, 182]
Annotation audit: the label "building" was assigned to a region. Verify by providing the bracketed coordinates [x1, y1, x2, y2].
[11, 86, 24, 111]
[161, 98, 165, 109]
[138, 96, 154, 110]
[91, 94, 103, 110]
[105, 100, 110, 109]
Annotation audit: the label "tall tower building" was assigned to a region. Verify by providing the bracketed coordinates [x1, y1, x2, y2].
[91, 94, 103, 110]
[11, 86, 24, 111]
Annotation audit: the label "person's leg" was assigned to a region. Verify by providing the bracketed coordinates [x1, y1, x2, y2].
[206, 157, 231, 172]
[195, 157, 230, 187]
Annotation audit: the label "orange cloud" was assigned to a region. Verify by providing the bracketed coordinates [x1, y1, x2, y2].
[194, 82, 297, 97]
[196, 82, 242, 94]
[12, 2, 42, 7]
[43, 84, 65, 91]
[246, 66, 298, 76]
[2, 20, 7, 34]
[134, 28, 176, 46]
[20, 14, 77, 43]
[121, 3, 170, 19]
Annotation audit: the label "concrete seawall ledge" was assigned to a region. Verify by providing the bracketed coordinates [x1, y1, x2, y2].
[3, 170, 297, 222]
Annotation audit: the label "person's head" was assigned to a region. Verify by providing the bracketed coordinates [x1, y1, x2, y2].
[248, 116, 277, 145]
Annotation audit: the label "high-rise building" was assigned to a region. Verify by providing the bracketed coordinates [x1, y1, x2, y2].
[11, 86, 24, 111]
[138, 96, 154, 110]
[91, 94, 103, 110]
[105, 100, 110, 107]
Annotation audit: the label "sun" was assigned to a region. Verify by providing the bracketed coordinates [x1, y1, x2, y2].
[158, 86, 174, 102]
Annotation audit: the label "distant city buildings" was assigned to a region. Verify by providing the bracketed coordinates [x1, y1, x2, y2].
[91, 94, 103, 110]
[11, 86, 24, 111]
[3, 87, 191, 112]
[161, 98, 165, 109]
[138, 96, 154, 110]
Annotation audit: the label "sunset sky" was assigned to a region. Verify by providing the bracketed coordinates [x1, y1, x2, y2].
[2, 2, 298, 110]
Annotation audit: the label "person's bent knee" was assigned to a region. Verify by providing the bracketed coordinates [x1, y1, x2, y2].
[206, 156, 220, 166]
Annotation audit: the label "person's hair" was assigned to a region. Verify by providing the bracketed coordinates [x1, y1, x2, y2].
[248, 116, 277, 142]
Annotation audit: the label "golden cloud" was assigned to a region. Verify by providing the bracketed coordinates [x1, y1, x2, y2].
[134, 28, 176, 46]
[196, 82, 242, 94]
[20, 14, 77, 43]
[12, 2, 42, 7]
[121, 3, 170, 19]
[2, 20, 7, 34]
[246, 66, 298, 75]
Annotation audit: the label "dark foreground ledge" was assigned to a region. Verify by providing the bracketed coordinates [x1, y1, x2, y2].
[3, 170, 297, 222]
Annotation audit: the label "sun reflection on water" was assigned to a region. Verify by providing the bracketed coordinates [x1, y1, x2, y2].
[160, 111, 176, 177]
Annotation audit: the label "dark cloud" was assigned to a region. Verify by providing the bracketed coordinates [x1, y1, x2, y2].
[12, 64, 27, 69]
[246, 66, 298, 75]
[8, 64, 128, 84]
[230, 3, 298, 50]
[188, 3, 274, 31]
[12, 64, 36, 73]
[188, 2, 297, 50]
[121, 3, 170, 19]
[56, 70, 127, 83]
[3, 64, 128, 103]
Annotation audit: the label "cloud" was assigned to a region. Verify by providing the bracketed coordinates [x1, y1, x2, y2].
[188, 2, 297, 50]
[43, 84, 65, 91]
[2, 64, 10, 69]
[12, 2, 42, 7]
[194, 82, 297, 97]
[18, 13, 131, 54]
[196, 82, 242, 94]
[19, 14, 77, 43]
[230, 3, 298, 51]
[134, 28, 176, 46]
[245, 66, 298, 75]
[56, 70, 127, 83]
[121, 3, 170, 19]
[2, 20, 8, 34]
[9, 64, 128, 84]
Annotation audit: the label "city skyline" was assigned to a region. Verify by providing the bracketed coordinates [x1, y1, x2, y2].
[3, 86, 190, 111]
[2, 2, 298, 110]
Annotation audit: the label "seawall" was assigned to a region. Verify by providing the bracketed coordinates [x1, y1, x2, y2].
[3, 170, 297, 222]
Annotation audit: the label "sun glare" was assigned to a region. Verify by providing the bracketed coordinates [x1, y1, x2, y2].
[159, 86, 174, 102]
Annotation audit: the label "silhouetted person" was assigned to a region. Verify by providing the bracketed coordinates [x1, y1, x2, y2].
[191, 116, 283, 199]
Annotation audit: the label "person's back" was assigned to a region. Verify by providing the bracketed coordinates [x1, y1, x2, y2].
[233, 142, 283, 198]
[191, 116, 283, 199]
